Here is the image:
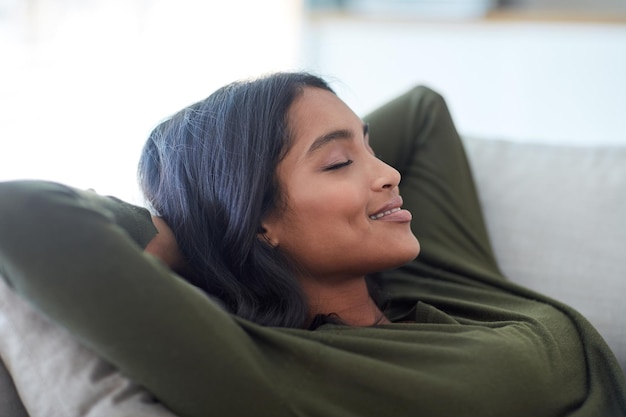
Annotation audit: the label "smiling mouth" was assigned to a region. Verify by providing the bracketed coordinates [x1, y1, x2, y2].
[369, 207, 402, 220]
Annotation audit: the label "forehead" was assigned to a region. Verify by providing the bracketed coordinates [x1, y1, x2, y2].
[287, 87, 362, 139]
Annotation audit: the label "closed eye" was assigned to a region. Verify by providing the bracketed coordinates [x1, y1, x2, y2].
[324, 160, 353, 171]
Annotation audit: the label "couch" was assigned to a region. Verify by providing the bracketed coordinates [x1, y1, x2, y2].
[1, 136, 625, 416]
[462, 135, 626, 375]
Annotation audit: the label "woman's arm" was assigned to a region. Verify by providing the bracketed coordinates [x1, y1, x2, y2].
[0, 180, 288, 417]
[0, 277, 179, 417]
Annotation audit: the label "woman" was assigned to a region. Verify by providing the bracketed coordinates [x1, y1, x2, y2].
[139, 73, 418, 329]
[0, 72, 624, 416]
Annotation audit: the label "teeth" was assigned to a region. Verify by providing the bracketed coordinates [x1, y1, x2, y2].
[369, 207, 401, 220]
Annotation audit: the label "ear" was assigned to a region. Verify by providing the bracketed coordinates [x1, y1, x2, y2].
[258, 221, 280, 248]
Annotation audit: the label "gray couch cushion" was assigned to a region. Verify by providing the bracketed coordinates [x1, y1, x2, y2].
[463, 137, 626, 372]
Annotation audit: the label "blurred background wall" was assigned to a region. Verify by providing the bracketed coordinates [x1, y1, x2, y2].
[1, 0, 625, 201]
[0, 0, 303, 201]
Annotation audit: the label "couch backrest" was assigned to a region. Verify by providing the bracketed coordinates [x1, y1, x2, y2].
[463, 136, 626, 373]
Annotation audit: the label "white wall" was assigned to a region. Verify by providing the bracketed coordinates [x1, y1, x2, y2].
[0, 0, 303, 202]
[303, 16, 626, 145]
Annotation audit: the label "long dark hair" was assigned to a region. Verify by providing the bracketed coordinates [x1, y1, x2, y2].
[138, 72, 334, 328]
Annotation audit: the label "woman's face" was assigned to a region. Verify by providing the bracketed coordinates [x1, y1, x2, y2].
[262, 87, 420, 281]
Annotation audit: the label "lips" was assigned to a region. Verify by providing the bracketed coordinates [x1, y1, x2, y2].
[369, 196, 408, 221]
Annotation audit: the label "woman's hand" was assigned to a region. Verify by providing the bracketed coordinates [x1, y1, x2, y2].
[145, 216, 186, 272]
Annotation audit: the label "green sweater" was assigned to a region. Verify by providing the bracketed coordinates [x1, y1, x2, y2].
[1, 86, 624, 416]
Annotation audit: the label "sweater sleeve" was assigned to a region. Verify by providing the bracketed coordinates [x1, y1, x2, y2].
[0, 180, 289, 417]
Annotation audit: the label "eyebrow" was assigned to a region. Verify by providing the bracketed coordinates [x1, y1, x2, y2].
[307, 123, 369, 154]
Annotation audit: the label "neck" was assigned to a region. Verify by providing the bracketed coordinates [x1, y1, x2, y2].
[301, 276, 390, 327]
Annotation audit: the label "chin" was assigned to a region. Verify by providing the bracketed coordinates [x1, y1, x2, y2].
[380, 238, 421, 271]
[399, 243, 421, 266]
[401, 236, 421, 263]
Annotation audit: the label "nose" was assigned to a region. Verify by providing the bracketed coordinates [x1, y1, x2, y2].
[371, 157, 401, 191]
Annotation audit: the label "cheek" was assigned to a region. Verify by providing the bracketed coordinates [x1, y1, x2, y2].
[276, 185, 369, 257]
[290, 185, 368, 231]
